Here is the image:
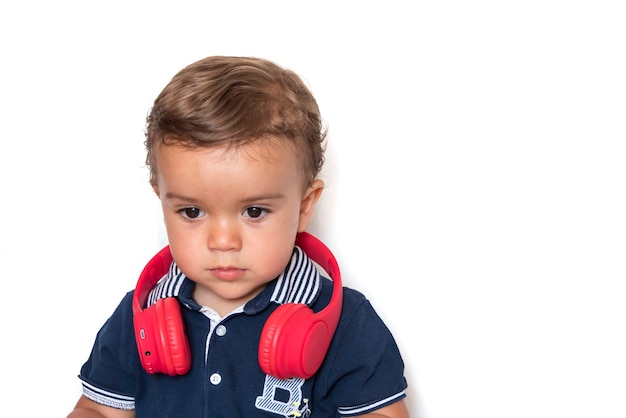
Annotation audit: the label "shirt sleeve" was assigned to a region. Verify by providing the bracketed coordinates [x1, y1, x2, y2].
[78, 291, 139, 410]
[320, 288, 408, 416]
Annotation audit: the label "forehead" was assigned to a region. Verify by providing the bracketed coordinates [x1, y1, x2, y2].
[155, 137, 307, 187]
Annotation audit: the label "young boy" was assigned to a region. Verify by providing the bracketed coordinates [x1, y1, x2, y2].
[68, 56, 410, 417]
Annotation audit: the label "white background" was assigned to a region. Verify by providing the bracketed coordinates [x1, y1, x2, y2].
[1, 1, 624, 417]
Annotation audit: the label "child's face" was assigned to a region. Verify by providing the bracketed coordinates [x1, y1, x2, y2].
[153, 139, 322, 314]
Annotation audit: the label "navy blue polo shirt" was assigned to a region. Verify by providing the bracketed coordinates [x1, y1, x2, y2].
[78, 247, 407, 416]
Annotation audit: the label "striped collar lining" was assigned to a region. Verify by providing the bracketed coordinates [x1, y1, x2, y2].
[146, 246, 321, 308]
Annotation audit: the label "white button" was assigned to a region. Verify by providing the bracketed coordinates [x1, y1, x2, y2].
[215, 325, 227, 336]
[210, 373, 222, 385]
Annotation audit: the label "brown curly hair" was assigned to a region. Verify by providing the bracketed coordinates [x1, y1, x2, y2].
[144, 56, 326, 187]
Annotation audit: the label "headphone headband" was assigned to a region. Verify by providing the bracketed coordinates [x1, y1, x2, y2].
[133, 231, 343, 379]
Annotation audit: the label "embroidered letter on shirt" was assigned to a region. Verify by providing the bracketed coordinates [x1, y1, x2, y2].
[255, 375, 310, 417]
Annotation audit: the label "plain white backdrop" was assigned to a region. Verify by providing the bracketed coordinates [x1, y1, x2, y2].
[1, 1, 624, 417]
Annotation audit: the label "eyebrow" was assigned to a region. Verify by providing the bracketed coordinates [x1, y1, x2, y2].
[163, 192, 202, 204]
[239, 192, 286, 204]
[163, 192, 286, 205]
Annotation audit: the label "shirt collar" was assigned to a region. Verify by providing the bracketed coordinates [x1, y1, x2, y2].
[145, 246, 322, 312]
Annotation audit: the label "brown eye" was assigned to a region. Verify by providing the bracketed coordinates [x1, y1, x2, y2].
[181, 207, 203, 219]
[245, 207, 263, 218]
[244, 207, 269, 219]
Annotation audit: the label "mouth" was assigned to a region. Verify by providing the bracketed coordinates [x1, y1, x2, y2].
[210, 267, 246, 281]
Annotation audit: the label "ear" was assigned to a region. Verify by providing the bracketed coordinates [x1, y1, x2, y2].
[152, 183, 161, 199]
[297, 179, 324, 232]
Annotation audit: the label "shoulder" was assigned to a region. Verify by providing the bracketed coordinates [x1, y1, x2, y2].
[315, 277, 385, 324]
[314, 277, 396, 342]
[338, 286, 392, 334]
[96, 290, 136, 326]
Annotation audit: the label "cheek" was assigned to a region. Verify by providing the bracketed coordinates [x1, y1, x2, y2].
[162, 216, 184, 245]
[252, 231, 298, 270]
[162, 221, 200, 265]
[169, 245, 201, 279]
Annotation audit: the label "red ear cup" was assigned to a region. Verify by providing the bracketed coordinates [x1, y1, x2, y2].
[133, 246, 192, 376]
[258, 303, 333, 379]
[156, 297, 192, 375]
[258, 232, 343, 379]
[134, 297, 191, 376]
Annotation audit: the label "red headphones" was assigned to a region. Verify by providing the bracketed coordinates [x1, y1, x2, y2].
[132, 231, 343, 379]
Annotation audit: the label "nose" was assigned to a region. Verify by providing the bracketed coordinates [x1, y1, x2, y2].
[206, 219, 241, 251]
